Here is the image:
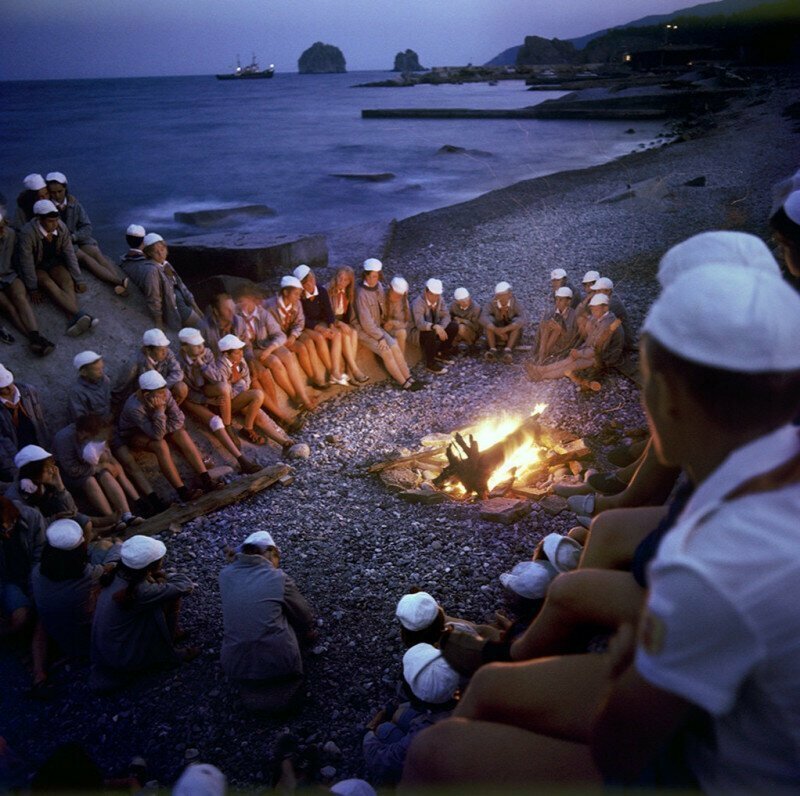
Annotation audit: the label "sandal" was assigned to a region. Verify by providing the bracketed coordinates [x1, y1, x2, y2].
[239, 427, 267, 445]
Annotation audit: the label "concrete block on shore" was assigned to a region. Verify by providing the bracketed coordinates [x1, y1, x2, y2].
[168, 231, 328, 285]
[174, 205, 276, 227]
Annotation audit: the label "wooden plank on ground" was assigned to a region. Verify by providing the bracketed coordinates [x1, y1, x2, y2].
[367, 446, 448, 473]
[128, 463, 291, 538]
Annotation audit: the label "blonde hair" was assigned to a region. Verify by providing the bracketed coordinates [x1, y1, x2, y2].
[327, 266, 356, 312]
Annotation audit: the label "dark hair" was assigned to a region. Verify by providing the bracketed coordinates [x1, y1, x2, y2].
[234, 282, 265, 301]
[400, 608, 446, 649]
[212, 292, 232, 309]
[644, 335, 800, 433]
[16, 190, 40, 223]
[40, 541, 88, 581]
[100, 560, 161, 609]
[241, 542, 277, 556]
[126, 234, 144, 248]
[75, 413, 109, 439]
[18, 456, 52, 483]
[770, 205, 800, 245]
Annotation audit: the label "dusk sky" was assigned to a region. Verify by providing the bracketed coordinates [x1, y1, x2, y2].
[4, 0, 710, 81]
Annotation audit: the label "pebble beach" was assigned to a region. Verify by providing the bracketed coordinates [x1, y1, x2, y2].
[3, 72, 799, 791]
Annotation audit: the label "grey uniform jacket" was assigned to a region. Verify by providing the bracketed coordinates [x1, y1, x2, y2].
[218, 553, 314, 682]
[481, 295, 527, 328]
[609, 294, 635, 349]
[178, 347, 226, 403]
[129, 259, 197, 331]
[238, 307, 277, 359]
[118, 392, 185, 442]
[115, 349, 185, 408]
[583, 311, 625, 368]
[449, 300, 483, 332]
[52, 423, 94, 485]
[0, 228, 18, 289]
[119, 250, 147, 280]
[263, 296, 305, 342]
[411, 293, 451, 333]
[199, 312, 247, 356]
[17, 219, 84, 292]
[58, 196, 97, 247]
[0, 503, 46, 590]
[67, 375, 112, 423]
[90, 570, 193, 687]
[0, 383, 51, 482]
[216, 355, 252, 397]
[353, 283, 390, 343]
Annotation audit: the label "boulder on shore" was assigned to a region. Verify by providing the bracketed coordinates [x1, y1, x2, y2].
[174, 205, 276, 227]
[298, 42, 346, 74]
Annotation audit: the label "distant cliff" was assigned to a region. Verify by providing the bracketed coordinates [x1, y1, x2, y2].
[298, 42, 346, 74]
[516, 36, 578, 65]
[392, 49, 426, 72]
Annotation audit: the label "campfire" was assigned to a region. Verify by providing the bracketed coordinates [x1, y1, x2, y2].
[371, 405, 591, 504]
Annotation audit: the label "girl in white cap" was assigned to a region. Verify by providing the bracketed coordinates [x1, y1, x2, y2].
[295, 264, 350, 386]
[17, 199, 97, 337]
[326, 266, 369, 383]
[44, 172, 129, 295]
[353, 259, 423, 391]
[384, 276, 412, 355]
[91, 535, 197, 691]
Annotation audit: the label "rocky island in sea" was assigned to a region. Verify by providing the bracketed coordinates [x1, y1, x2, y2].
[392, 49, 426, 72]
[298, 41, 347, 73]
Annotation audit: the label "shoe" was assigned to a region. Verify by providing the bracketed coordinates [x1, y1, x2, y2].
[29, 332, 55, 357]
[0, 326, 14, 345]
[352, 372, 369, 383]
[239, 426, 267, 445]
[121, 511, 144, 526]
[484, 348, 497, 362]
[238, 456, 262, 475]
[607, 445, 638, 468]
[502, 351, 513, 364]
[409, 379, 426, 391]
[436, 354, 455, 365]
[147, 493, 171, 514]
[330, 374, 350, 386]
[90, 316, 100, 328]
[114, 277, 130, 296]
[176, 485, 204, 503]
[426, 361, 447, 375]
[66, 313, 92, 337]
[567, 494, 596, 516]
[587, 472, 627, 496]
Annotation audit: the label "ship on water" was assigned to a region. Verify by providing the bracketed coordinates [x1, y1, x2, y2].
[216, 55, 275, 80]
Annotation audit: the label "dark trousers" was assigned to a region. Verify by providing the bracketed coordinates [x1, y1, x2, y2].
[419, 321, 458, 364]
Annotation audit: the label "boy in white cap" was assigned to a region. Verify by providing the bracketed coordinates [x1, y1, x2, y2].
[533, 285, 579, 364]
[218, 529, 315, 709]
[526, 293, 623, 391]
[411, 278, 459, 375]
[13, 173, 49, 229]
[383, 275, 412, 356]
[363, 643, 458, 785]
[118, 371, 215, 502]
[17, 199, 97, 337]
[449, 287, 483, 351]
[482, 281, 527, 363]
[549, 268, 579, 308]
[402, 251, 800, 792]
[136, 328, 188, 405]
[264, 276, 329, 391]
[215, 334, 296, 451]
[353, 259, 423, 391]
[295, 264, 350, 386]
[770, 188, 800, 281]
[119, 223, 147, 279]
[129, 233, 201, 331]
[592, 276, 633, 350]
[45, 172, 129, 295]
[0, 210, 54, 355]
[0, 364, 51, 482]
[91, 534, 197, 691]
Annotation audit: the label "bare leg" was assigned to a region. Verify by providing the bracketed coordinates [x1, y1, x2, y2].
[388, 340, 411, 381]
[167, 428, 208, 474]
[170, 381, 188, 405]
[79, 244, 125, 284]
[252, 362, 293, 423]
[113, 444, 153, 496]
[105, 456, 140, 503]
[505, 326, 522, 351]
[265, 353, 296, 400]
[0, 290, 27, 333]
[76, 248, 118, 285]
[204, 382, 232, 426]
[182, 400, 242, 458]
[140, 438, 184, 489]
[276, 348, 317, 410]
[486, 326, 498, 350]
[254, 409, 292, 446]
[377, 344, 409, 385]
[302, 338, 327, 386]
[393, 327, 408, 356]
[82, 475, 113, 515]
[580, 506, 667, 570]
[328, 325, 344, 379]
[35, 267, 79, 316]
[97, 469, 132, 514]
[231, 390, 263, 431]
[510, 570, 645, 660]
[340, 324, 367, 380]
[528, 353, 595, 381]
[302, 328, 332, 372]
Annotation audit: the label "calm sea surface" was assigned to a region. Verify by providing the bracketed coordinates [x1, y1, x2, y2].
[0, 72, 667, 253]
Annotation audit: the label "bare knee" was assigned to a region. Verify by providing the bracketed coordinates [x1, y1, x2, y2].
[171, 382, 188, 404]
[403, 719, 466, 784]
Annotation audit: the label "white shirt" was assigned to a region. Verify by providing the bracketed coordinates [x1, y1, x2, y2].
[636, 424, 800, 794]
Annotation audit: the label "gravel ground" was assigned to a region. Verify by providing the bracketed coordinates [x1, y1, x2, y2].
[2, 74, 798, 792]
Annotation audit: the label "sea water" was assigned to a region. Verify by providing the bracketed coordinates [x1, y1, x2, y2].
[0, 72, 667, 253]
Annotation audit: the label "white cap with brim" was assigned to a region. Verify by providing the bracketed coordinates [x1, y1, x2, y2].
[173, 763, 227, 796]
[589, 293, 610, 306]
[45, 171, 67, 184]
[582, 270, 600, 284]
[494, 281, 511, 294]
[23, 174, 46, 191]
[121, 535, 167, 569]
[139, 371, 167, 391]
[555, 286, 573, 299]
[142, 233, 164, 248]
[126, 224, 146, 237]
[499, 560, 558, 599]
[241, 530, 276, 551]
[425, 278, 444, 295]
[658, 231, 781, 289]
[453, 287, 469, 301]
[46, 519, 84, 551]
[33, 199, 58, 216]
[0, 364, 13, 388]
[14, 444, 52, 470]
[643, 264, 800, 372]
[73, 350, 102, 370]
[550, 268, 567, 280]
[783, 190, 800, 225]
[142, 329, 170, 347]
[293, 264, 311, 281]
[396, 591, 439, 631]
[592, 277, 613, 291]
[390, 276, 409, 294]
[329, 779, 377, 796]
[178, 327, 205, 346]
[403, 643, 459, 704]
[363, 258, 382, 272]
[280, 275, 303, 290]
[542, 533, 583, 573]
[218, 334, 246, 352]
